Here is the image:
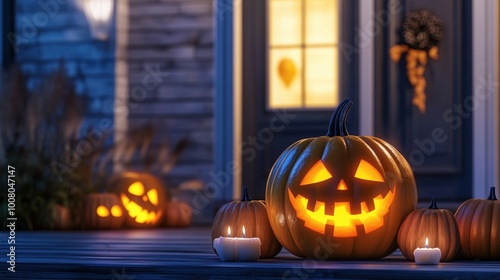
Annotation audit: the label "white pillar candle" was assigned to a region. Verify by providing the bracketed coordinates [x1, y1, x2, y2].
[413, 237, 441, 265]
[213, 226, 261, 262]
[213, 236, 238, 261]
[236, 226, 261, 261]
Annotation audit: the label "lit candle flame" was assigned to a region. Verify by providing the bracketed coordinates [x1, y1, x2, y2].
[425, 237, 429, 249]
[228, 226, 231, 237]
[242, 225, 246, 238]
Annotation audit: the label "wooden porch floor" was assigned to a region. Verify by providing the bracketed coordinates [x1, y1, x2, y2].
[1, 227, 499, 279]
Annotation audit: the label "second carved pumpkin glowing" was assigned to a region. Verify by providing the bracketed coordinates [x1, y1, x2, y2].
[84, 193, 125, 229]
[121, 181, 162, 224]
[266, 99, 418, 259]
[109, 172, 167, 227]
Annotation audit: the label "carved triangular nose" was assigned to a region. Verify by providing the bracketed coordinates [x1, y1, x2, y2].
[337, 179, 348, 190]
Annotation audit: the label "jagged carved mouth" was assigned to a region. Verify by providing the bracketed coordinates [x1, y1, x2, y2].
[288, 185, 395, 237]
[121, 194, 162, 224]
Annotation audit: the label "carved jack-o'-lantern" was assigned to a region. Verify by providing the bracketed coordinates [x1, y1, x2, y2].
[266, 99, 418, 259]
[84, 193, 125, 229]
[109, 172, 167, 228]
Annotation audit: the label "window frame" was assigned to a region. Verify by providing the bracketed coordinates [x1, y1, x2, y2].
[266, 0, 342, 110]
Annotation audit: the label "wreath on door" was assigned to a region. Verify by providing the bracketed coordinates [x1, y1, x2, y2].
[390, 10, 443, 113]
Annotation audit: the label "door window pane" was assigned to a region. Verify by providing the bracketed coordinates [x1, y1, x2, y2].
[268, 0, 339, 109]
[305, 0, 337, 45]
[305, 48, 338, 107]
[269, 0, 302, 46]
[269, 48, 302, 108]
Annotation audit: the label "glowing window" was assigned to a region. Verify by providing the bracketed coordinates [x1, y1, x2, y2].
[268, 0, 339, 109]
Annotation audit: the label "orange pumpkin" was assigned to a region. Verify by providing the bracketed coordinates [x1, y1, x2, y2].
[109, 171, 167, 228]
[164, 200, 192, 228]
[84, 193, 125, 229]
[40, 204, 72, 230]
[397, 197, 460, 261]
[212, 187, 282, 259]
[455, 187, 500, 260]
[266, 99, 417, 259]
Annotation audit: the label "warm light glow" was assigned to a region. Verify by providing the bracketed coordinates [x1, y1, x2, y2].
[83, 0, 113, 21]
[337, 179, 348, 191]
[128, 182, 145, 196]
[96, 205, 109, 217]
[81, 0, 114, 40]
[228, 226, 231, 237]
[147, 189, 159, 206]
[300, 160, 333, 186]
[269, 49, 302, 108]
[288, 186, 396, 237]
[304, 48, 338, 108]
[111, 205, 122, 217]
[242, 225, 246, 238]
[269, 0, 302, 46]
[305, 0, 338, 44]
[425, 237, 429, 248]
[121, 194, 162, 224]
[354, 160, 385, 182]
[268, 0, 339, 109]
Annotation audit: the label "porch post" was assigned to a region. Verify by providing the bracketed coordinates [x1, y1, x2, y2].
[214, 0, 235, 201]
[472, 0, 499, 198]
[359, 0, 375, 136]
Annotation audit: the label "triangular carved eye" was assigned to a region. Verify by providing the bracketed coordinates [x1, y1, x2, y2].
[354, 160, 384, 182]
[300, 160, 333, 186]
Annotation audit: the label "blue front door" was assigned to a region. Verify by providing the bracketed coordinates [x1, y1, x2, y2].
[240, 0, 360, 199]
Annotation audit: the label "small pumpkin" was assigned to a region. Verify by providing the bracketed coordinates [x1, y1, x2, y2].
[84, 193, 125, 229]
[51, 204, 72, 230]
[212, 187, 282, 259]
[109, 171, 167, 228]
[265, 99, 418, 259]
[164, 199, 192, 228]
[40, 204, 72, 230]
[455, 187, 500, 260]
[397, 197, 460, 261]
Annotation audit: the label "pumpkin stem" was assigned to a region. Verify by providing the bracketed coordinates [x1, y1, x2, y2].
[326, 99, 353, 137]
[241, 187, 252, 201]
[487, 187, 497, 200]
[428, 197, 439, 209]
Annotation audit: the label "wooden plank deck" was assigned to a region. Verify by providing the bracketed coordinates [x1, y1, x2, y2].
[1, 227, 499, 279]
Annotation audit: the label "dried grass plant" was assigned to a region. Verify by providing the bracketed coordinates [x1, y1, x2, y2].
[106, 124, 188, 176]
[0, 65, 188, 230]
[0, 65, 100, 229]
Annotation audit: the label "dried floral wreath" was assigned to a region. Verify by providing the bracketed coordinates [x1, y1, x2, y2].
[390, 10, 443, 113]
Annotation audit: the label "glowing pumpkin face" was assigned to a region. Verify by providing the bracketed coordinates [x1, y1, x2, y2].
[110, 172, 167, 228]
[289, 159, 395, 238]
[266, 99, 418, 259]
[84, 193, 125, 229]
[121, 181, 162, 224]
[96, 204, 123, 218]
